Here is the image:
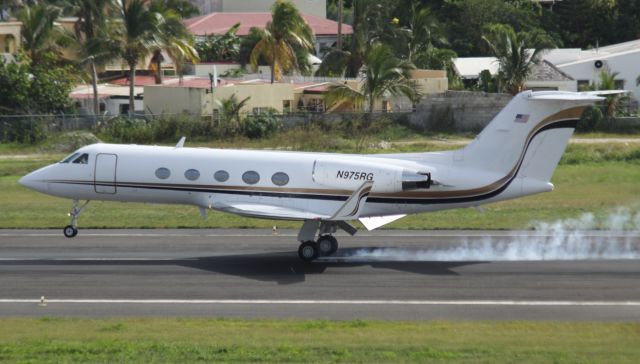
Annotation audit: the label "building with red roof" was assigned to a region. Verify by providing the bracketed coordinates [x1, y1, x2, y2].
[184, 12, 353, 56]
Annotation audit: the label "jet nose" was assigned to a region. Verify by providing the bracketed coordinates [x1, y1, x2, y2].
[19, 171, 46, 192]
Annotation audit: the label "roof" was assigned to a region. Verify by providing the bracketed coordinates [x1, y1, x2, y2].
[544, 39, 640, 66]
[528, 60, 574, 82]
[70, 84, 144, 99]
[184, 12, 353, 37]
[454, 57, 499, 79]
[454, 57, 574, 82]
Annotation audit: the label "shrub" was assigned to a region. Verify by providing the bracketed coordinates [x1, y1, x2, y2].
[244, 111, 282, 139]
[0, 117, 47, 144]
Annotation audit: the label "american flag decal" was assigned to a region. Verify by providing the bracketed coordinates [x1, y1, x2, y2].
[514, 114, 530, 123]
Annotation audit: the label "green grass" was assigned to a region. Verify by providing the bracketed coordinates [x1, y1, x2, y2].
[0, 318, 638, 363]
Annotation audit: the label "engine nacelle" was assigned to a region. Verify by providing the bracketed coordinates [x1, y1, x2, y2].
[312, 159, 431, 193]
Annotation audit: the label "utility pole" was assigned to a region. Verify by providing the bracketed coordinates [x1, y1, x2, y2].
[337, 0, 343, 50]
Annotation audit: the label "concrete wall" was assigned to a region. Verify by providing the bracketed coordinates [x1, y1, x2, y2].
[410, 91, 512, 132]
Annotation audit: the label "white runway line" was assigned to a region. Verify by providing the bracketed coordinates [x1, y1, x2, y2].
[0, 299, 639, 306]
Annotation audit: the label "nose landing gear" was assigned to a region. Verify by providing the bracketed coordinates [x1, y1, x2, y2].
[63, 200, 90, 238]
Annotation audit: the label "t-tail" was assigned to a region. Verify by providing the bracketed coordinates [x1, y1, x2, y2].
[459, 90, 613, 184]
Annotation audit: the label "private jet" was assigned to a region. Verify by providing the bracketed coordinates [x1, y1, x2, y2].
[19, 90, 617, 261]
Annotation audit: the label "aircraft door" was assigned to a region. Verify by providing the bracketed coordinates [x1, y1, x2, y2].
[94, 153, 117, 194]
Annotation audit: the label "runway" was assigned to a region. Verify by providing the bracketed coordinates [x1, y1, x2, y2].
[1, 229, 639, 320]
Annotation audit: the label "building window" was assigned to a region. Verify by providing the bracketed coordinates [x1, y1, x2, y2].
[214, 170, 229, 182]
[614, 79, 625, 90]
[271, 172, 289, 186]
[242, 171, 260, 185]
[155, 167, 171, 179]
[577, 80, 590, 91]
[184, 169, 200, 181]
[119, 104, 130, 115]
[99, 103, 106, 112]
[252, 107, 268, 114]
[307, 98, 325, 112]
[283, 100, 291, 113]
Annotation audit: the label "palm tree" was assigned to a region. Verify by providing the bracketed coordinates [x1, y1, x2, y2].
[249, 0, 314, 84]
[216, 93, 250, 135]
[90, 0, 198, 115]
[595, 68, 625, 118]
[325, 43, 420, 114]
[64, 0, 115, 116]
[149, 0, 199, 85]
[316, 0, 383, 78]
[482, 24, 555, 95]
[17, 4, 72, 65]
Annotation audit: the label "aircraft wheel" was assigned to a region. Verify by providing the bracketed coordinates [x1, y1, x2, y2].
[317, 235, 338, 256]
[298, 241, 319, 262]
[63, 225, 78, 238]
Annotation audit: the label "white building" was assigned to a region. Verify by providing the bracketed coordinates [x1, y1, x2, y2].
[544, 39, 640, 101]
[454, 57, 577, 92]
[70, 84, 144, 116]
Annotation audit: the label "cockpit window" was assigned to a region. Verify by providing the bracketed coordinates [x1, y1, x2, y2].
[60, 153, 79, 163]
[72, 153, 89, 164]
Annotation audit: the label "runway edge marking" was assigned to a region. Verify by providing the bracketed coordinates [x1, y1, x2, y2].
[1, 299, 639, 306]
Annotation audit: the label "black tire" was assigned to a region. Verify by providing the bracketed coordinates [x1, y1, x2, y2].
[298, 241, 319, 262]
[63, 225, 78, 238]
[317, 235, 338, 256]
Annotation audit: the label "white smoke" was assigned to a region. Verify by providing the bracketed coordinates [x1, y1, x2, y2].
[345, 208, 640, 261]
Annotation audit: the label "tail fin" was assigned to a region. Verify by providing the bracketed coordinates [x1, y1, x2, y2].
[459, 91, 603, 183]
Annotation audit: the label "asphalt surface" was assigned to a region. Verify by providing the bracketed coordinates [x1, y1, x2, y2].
[1, 229, 639, 320]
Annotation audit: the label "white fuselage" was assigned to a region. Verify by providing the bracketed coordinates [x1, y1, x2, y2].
[19, 142, 552, 220]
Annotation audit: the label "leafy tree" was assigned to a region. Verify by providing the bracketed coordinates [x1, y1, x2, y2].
[90, 0, 196, 113]
[60, 0, 116, 115]
[317, 0, 389, 78]
[482, 24, 554, 95]
[0, 55, 75, 114]
[440, 0, 543, 57]
[216, 93, 250, 135]
[17, 4, 73, 65]
[249, 0, 315, 83]
[238, 27, 265, 68]
[195, 23, 241, 62]
[325, 43, 419, 114]
[149, 0, 200, 84]
[554, 0, 618, 48]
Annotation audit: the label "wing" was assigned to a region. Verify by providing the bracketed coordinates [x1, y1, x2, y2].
[215, 202, 330, 220]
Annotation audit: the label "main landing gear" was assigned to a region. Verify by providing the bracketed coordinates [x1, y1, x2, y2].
[296, 220, 356, 262]
[63, 199, 90, 238]
[298, 235, 339, 262]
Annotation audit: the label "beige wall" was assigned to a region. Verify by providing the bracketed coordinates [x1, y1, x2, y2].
[0, 22, 21, 53]
[145, 83, 296, 115]
[145, 86, 205, 115]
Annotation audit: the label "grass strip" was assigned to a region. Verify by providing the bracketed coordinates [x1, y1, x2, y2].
[0, 318, 638, 363]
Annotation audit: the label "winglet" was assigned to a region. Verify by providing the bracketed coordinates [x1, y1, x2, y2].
[330, 181, 373, 221]
[176, 136, 186, 148]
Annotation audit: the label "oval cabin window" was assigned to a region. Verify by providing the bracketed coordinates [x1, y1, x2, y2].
[155, 167, 171, 179]
[184, 169, 200, 181]
[214, 170, 229, 182]
[271, 172, 289, 186]
[242, 171, 260, 185]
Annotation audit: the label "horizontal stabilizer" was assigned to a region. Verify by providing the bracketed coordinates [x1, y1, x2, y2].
[359, 214, 406, 230]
